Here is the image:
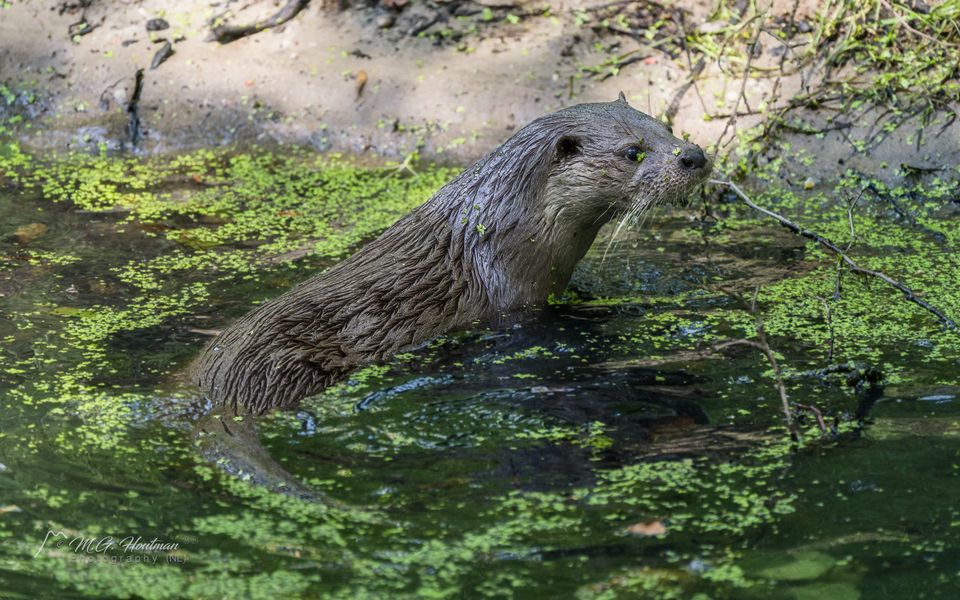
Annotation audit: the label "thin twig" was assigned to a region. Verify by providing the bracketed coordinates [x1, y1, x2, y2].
[879, 0, 960, 48]
[599, 338, 761, 369]
[674, 11, 710, 117]
[599, 53, 652, 81]
[715, 286, 799, 440]
[817, 296, 835, 363]
[835, 189, 862, 299]
[210, 0, 310, 44]
[663, 57, 706, 125]
[749, 287, 798, 440]
[716, 10, 765, 153]
[711, 178, 958, 331]
[795, 403, 828, 433]
[408, 13, 441, 36]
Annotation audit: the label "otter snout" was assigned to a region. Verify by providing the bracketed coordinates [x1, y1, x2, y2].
[678, 145, 708, 171]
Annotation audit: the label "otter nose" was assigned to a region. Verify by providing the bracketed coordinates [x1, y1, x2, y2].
[679, 146, 707, 170]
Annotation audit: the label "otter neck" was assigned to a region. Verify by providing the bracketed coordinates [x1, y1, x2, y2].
[446, 178, 602, 315]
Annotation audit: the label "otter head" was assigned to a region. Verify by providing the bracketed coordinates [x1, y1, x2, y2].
[542, 92, 710, 230]
[461, 93, 709, 310]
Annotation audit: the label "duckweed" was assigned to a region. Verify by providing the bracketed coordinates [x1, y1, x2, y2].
[0, 128, 958, 598]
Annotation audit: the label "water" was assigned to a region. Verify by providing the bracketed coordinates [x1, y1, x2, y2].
[0, 148, 958, 598]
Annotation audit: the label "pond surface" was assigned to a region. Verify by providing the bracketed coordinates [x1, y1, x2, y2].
[0, 144, 958, 598]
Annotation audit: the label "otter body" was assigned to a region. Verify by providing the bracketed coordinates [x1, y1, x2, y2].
[192, 95, 709, 414]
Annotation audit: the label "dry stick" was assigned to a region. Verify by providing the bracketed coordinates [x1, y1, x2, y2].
[598, 51, 651, 82]
[608, 331, 800, 438]
[817, 296, 835, 363]
[674, 12, 711, 118]
[834, 190, 862, 299]
[743, 286, 798, 440]
[878, 0, 960, 48]
[795, 403, 828, 434]
[408, 13, 441, 37]
[662, 58, 706, 125]
[751, 314, 798, 440]
[698, 225, 799, 438]
[600, 338, 760, 369]
[717, 286, 799, 440]
[713, 14, 762, 76]
[760, 19, 792, 132]
[210, 0, 310, 44]
[712, 178, 958, 331]
[126, 68, 145, 148]
[584, 0, 635, 12]
[716, 5, 767, 154]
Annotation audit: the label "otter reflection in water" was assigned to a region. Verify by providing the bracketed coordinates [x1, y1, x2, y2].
[191, 94, 710, 418]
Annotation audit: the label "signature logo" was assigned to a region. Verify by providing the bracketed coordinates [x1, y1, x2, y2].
[35, 530, 183, 563]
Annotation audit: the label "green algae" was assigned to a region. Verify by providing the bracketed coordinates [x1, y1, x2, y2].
[1, 124, 959, 598]
[712, 164, 960, 385]
[0, 2, 958, 595]
[0, 143, 455, 453]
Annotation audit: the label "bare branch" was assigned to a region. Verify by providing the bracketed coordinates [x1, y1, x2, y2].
[795, 403, 828, 434]
[210, 0, 310, 44]
[816, 296, 835, 363]
[711, 178, 958, 331]
[749, 286, 797, 439]
[712, 286, 799, 440]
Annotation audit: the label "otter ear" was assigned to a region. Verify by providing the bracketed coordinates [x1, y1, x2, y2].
[617, 91, 629, 105]
[555, 135, 581, 160]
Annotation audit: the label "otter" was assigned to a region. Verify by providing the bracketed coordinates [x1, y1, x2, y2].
[192, 94, 710, 414]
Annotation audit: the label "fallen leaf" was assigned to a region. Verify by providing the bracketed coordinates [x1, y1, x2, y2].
[14, 223, 48, 244]
[356, 69, 368, 99]
[625, 520, 667, 536]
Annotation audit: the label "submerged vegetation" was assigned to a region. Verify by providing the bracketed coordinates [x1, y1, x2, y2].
[1, 0, 959, 598]
[1, 124, 958, 596]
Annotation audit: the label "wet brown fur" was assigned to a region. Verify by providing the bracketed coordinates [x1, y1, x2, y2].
[191, 96, 709, 413]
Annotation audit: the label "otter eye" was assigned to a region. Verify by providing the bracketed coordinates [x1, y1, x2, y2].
[624, 146, 646, 163]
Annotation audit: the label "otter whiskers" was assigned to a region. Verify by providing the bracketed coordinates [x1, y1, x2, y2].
[600, 190, 658, 266]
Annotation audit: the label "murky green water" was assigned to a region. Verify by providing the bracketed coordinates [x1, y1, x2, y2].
[0, 143, 958, 599]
